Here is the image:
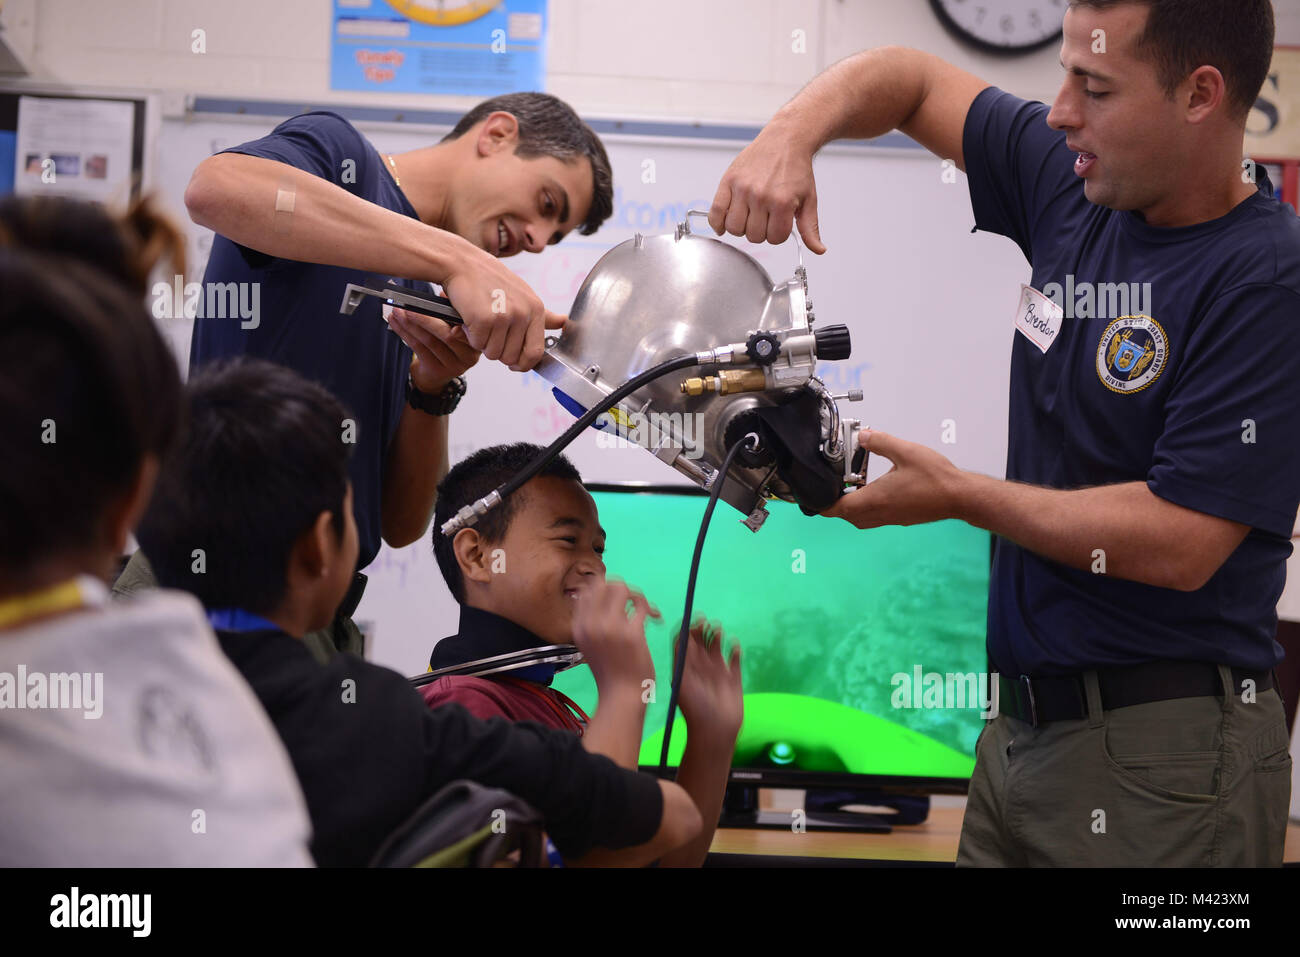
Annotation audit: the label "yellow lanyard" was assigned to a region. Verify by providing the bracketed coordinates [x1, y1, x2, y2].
[0, 576, 105, 630]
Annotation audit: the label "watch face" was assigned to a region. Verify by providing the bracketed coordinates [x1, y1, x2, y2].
[930, 0, 1065, 55]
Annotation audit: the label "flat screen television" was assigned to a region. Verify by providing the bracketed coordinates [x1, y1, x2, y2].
[551, 483, 992, 815]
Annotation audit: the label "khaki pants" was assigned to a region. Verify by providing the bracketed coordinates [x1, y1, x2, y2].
[957, 666, 1293, 866]
[112, 550, 364, 664]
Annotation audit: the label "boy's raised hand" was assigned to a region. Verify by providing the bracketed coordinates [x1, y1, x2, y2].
[571, 580, 660, 697]
[675, 618, 743, 744]
[656, 619, 743, 867]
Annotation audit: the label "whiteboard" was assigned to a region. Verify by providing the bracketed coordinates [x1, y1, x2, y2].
[151, 110, 1029, 674]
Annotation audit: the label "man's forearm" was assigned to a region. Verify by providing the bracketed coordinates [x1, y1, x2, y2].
[380, 403, 448, 548]
[772, 46, 934, 153]
[185, 153, 472, 285]
[952, 473, 1199, 591]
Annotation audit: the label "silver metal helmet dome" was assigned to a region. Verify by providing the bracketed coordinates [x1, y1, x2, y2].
[535, 213, 856, 527]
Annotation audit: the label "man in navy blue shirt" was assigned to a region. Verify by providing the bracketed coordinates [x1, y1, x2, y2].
[710, 0, 1295, 865]
[165, 93, 611, 659]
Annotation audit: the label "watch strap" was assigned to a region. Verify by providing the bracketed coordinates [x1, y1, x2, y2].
[407, 374, 466, 415]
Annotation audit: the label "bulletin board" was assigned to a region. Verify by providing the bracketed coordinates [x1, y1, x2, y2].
[0, 85, 154, 203]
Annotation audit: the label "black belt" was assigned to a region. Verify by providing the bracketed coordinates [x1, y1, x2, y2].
[997, 660, 1274, 727]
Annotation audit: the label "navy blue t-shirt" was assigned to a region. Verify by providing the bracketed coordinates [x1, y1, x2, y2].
[963, 87, 1300, 676]
[190, 111, 419, 571]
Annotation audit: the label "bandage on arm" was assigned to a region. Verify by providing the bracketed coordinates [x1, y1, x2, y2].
[183, 152, 471, 285]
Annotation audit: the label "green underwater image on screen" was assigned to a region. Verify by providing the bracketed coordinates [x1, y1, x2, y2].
[550, 489, 990, 781]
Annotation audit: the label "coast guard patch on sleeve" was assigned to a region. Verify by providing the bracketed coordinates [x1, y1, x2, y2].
[1096, 315, 1169, 394]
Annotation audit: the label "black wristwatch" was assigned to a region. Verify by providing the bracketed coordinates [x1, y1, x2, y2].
[407, 374, 466, 415]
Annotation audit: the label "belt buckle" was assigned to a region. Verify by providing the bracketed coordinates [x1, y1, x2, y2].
[1018, 674, 1039, 728]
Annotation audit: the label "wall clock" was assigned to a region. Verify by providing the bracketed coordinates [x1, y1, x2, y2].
[929, 0, 1065, 55]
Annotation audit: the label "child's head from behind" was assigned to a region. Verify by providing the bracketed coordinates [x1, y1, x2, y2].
[137, 358, 358, 635]
[0, 249, 182, 592]
[0, 195, 186, 593]
[0, 193, 188, 297]
[433, 443, 605, 644]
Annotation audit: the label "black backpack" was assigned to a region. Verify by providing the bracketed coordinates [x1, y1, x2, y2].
[369, 780, 550, 868]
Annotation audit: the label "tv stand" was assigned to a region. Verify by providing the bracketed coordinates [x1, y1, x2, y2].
[717, 785, 931, 834]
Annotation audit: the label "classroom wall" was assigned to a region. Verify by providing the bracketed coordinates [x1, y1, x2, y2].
[8, 0, 1297, 121]
[4, 0, 1094, 119]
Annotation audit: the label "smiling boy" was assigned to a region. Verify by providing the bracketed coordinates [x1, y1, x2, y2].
[425, 443, 744, 867]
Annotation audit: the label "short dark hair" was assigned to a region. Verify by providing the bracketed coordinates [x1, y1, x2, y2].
[0, 250, 182, 577]
[137, 358, 353, 617]
[1069, 0, 1274, 121]
[442, 92, 613, 236]
[432, 443, 583, 603]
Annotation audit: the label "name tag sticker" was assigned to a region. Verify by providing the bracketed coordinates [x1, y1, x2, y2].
[1014, 283, 1063, 354]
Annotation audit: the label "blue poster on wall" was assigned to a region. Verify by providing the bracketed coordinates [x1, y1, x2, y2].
[330, 0, 547, 96]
